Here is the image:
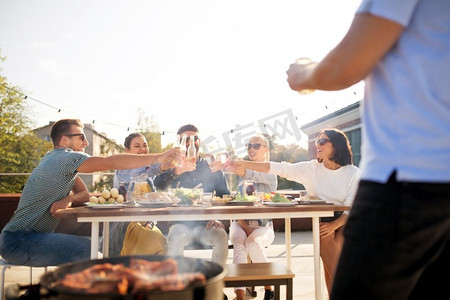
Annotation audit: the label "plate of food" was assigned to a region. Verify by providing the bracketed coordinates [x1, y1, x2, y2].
[84, 202, 126, 209]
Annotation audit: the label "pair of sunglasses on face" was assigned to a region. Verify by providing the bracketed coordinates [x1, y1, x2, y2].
[246, 143, 265, 150]
[65, 133, 86, 142]
[316, 138, 330, 146]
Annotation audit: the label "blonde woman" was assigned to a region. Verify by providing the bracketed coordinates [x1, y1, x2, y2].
[230, 135, 277, 300]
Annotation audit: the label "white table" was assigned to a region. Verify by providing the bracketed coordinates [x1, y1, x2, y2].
[56, 204, 348, 300]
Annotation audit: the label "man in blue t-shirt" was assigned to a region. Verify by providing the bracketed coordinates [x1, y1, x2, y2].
[286, 1, 450, 299]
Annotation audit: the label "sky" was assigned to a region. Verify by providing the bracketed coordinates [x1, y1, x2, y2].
[0, 0, 363, 153]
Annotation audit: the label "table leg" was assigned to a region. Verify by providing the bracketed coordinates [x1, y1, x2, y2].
[91, 221, 100, 259]
[287, 278, 293, 300]
[284, 217, 292, 269]
[102, 222, 109, 258]
[312, 216, 322, 300]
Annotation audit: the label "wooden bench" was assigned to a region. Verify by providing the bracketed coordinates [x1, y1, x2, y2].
[224, 262, 295, 300]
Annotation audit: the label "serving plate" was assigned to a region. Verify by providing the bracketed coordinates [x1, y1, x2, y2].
[299, 200, 328, 204]
[136, 201, 174, 208]
[265, 202, 297, 207]
[212, 201, 254, 206]
[84, 203, 126, 209]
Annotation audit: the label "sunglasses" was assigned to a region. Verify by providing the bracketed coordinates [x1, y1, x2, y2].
[316, 138, 330, 146]
[65, 133, 86, 142]
[246, 143, 264, 150]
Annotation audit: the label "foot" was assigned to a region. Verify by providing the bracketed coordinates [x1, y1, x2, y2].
[264, 289, 274, 300]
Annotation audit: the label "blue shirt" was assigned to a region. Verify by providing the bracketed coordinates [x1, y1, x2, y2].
[357, 0, 450, 183]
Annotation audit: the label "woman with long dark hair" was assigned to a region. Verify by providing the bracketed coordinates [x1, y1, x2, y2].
[231, 128, 360, 295]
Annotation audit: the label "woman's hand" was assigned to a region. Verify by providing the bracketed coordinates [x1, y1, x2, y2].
[206, 220, 225, 230]
[319, 221, 340, 238]
[229, 160, 247, 177]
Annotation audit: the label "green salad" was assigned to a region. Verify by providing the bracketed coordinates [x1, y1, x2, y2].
[234, 192, 257, 202]
[174, 188, 203, 205]
[271, 193, 291, 203]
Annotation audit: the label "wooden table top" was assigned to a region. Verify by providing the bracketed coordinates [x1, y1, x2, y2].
[54, 203, 350, 219]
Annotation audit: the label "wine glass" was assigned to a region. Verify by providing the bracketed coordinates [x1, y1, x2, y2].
[295, 57, 315, 95]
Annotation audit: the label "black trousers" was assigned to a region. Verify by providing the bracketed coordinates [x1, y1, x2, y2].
[331, 173, 450, 300]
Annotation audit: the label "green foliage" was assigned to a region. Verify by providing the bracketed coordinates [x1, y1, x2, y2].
[0, 55, 53, 192]
[93, 174, 114, 193]
[271, 143, 309, 190]
[240, 135, 308, 191]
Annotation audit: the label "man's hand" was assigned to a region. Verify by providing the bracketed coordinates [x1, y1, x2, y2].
[50, 196, 73, 216]
[174, 159, 197, 175]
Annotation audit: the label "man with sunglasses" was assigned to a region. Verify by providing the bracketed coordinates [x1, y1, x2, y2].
[154, 124, 230, 267]
[0, 119, 183, 267]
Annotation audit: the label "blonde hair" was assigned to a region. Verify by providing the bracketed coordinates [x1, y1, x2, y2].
[249, 134, 270, 162]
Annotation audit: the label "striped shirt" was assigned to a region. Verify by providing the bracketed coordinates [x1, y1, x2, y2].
[2, 148, 90, 233]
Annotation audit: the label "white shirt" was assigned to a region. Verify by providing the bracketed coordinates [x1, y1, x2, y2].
[269, 160, 361, 214]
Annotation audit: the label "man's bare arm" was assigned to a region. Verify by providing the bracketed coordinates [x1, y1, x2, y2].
[77, 148, 182, 173]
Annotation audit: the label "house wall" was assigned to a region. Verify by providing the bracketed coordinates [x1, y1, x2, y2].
[301, 101, 362, 166]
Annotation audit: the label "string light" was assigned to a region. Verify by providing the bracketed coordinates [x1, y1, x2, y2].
[3, 84, 361, 140]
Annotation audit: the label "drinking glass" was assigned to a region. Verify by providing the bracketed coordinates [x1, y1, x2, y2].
[202, 192, 213, 207]
[253, 191, 265, 207]
[191, 188, 203, 206]
[295, 57, 315, 95]
[299, 190, 309, 202]
[215, 151, 230, 165]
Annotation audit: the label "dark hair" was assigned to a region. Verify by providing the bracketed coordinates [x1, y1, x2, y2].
[50, 119, 84, 145]
[318, 128, 353, 166]
[124, 133, 146, 149]
[177, 124, 199, 135]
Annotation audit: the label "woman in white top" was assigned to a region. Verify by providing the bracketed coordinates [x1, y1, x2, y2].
[229, 135, 277, 300]
[231, 128, 360, 295]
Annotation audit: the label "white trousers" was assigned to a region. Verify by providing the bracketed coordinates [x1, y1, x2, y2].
[229, 221, 275, 291]
[167, 223, 229, 266]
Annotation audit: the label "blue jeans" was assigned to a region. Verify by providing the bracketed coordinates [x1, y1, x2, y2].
[331, 174, 450, 300]
[0, 230, 91, 267]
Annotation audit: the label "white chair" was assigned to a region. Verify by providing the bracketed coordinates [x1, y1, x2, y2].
[0, 258, 47, 300]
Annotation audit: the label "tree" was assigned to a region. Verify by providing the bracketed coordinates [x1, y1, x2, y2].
[270, 143, 309, 190]
[237, 134, 309, 190]
[0, 52, 53, 193]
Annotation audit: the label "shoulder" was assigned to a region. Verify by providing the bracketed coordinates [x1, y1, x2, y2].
[53, 148, 90, 161]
